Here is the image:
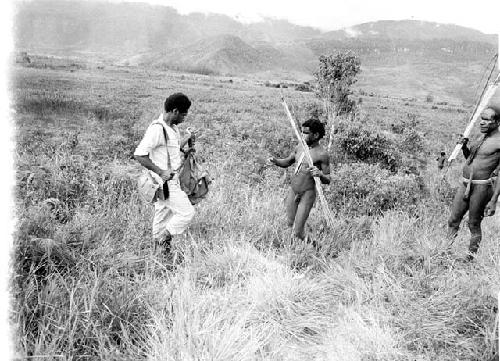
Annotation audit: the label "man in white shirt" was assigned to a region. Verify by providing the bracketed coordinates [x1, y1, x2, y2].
[134, 93, 196, 255]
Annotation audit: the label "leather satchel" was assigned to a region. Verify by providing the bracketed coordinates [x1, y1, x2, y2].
[137, 170, 160, 203]
[136, 121, 172, 203]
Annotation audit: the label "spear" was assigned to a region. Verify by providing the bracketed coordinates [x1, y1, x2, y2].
[279, 88, 335, 229]
[448, 68, 499, 163]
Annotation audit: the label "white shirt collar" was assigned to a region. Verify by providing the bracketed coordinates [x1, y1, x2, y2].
[157, 113, 177, 131]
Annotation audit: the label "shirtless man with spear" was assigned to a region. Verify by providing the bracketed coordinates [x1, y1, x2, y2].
[447, 72, 500, 261]
[269, 90, 333, 243]
[269, 117, 331, 241]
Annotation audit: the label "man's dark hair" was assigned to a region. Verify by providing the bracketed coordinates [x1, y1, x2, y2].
[485, 106, 500, 122]
[164, 93, 191, 113]
[302, 118, 326, 139]
[441, 151, 446, 156]
[493, 109, 500, 122]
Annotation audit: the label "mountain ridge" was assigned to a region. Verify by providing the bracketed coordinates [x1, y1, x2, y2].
[15, 0, 497, 50]
[322, 20, 498, 44]
[13, 0, 499, 103]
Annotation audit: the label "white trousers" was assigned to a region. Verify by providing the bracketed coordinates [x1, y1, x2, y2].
[152, 179, 195, 240]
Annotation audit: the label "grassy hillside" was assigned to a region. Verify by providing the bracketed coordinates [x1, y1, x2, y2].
[11, 55, 499, 360]
[355, 59, 496, 105]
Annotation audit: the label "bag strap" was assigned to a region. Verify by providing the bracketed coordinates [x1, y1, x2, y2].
[152, 122, 172, 170]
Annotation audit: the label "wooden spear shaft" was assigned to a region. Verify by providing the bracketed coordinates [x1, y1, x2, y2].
[448, 74, 500, 162]
[280, 91, 335, 227]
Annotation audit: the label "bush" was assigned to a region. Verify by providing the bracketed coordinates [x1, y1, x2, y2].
[314, 52, 361, 117]
[295, 83, 311, 92]
[400, 128, 425, 155]
[326, 163, 424, 216]
[336, 124, 400, 172]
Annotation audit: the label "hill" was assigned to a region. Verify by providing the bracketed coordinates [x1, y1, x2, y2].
[127, 35, 286, 74]
[13, 0, 499, 103]
[14, 0, 319, 51]
[322, 19, 498, 44]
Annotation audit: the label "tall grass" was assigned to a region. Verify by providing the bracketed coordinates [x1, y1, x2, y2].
[11, 62, 499, 360]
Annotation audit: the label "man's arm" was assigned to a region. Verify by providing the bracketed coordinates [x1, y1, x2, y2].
[134, 125, 174, 183]
[180, 136, 190, 149]
[180, 129, 196, 149]
[485, 159, 500, 216]
[134, 155, 174, 183]
[310, 152, 331, 184]
[484, 178, 500, 216]
[270, 151, 295, 168]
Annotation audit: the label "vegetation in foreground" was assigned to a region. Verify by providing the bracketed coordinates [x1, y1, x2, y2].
[11, 55, 499, 360]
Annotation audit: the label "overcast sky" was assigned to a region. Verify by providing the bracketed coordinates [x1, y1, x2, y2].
[110, 0, 500, 35]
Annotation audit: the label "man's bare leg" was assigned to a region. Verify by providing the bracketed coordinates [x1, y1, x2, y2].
[285, 188, 299, 229]
[466, 184, 493, 260]
[293, 189, 316, 240]
[447, 183, 469, 239]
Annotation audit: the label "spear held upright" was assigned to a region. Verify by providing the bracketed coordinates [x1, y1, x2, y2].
[448, 72, 500, 163]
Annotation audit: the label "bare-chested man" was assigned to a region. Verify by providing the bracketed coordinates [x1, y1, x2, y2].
[448, 106, 500, 261]
[270, 118, 331, 240]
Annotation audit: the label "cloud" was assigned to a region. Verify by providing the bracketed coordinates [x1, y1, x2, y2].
[126, 0, 499, 34]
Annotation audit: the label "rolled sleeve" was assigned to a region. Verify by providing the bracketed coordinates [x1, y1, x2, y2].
[134, 124, 164, 156]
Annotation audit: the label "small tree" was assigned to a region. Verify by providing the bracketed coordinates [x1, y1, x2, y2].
[314, 53, 361, 152]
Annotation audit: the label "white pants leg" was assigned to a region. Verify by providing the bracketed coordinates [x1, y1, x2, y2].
[152, 179, 195, 240]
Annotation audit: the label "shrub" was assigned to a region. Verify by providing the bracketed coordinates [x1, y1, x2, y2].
[399, 128, 425, 155]
[295, 83, 311, 92]
[326, 163, 424, 216]
[314, 53, 361, 116]
[336, 124, 400, 172]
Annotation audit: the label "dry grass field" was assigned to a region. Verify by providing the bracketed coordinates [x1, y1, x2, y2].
[11, 54, 499, 360]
